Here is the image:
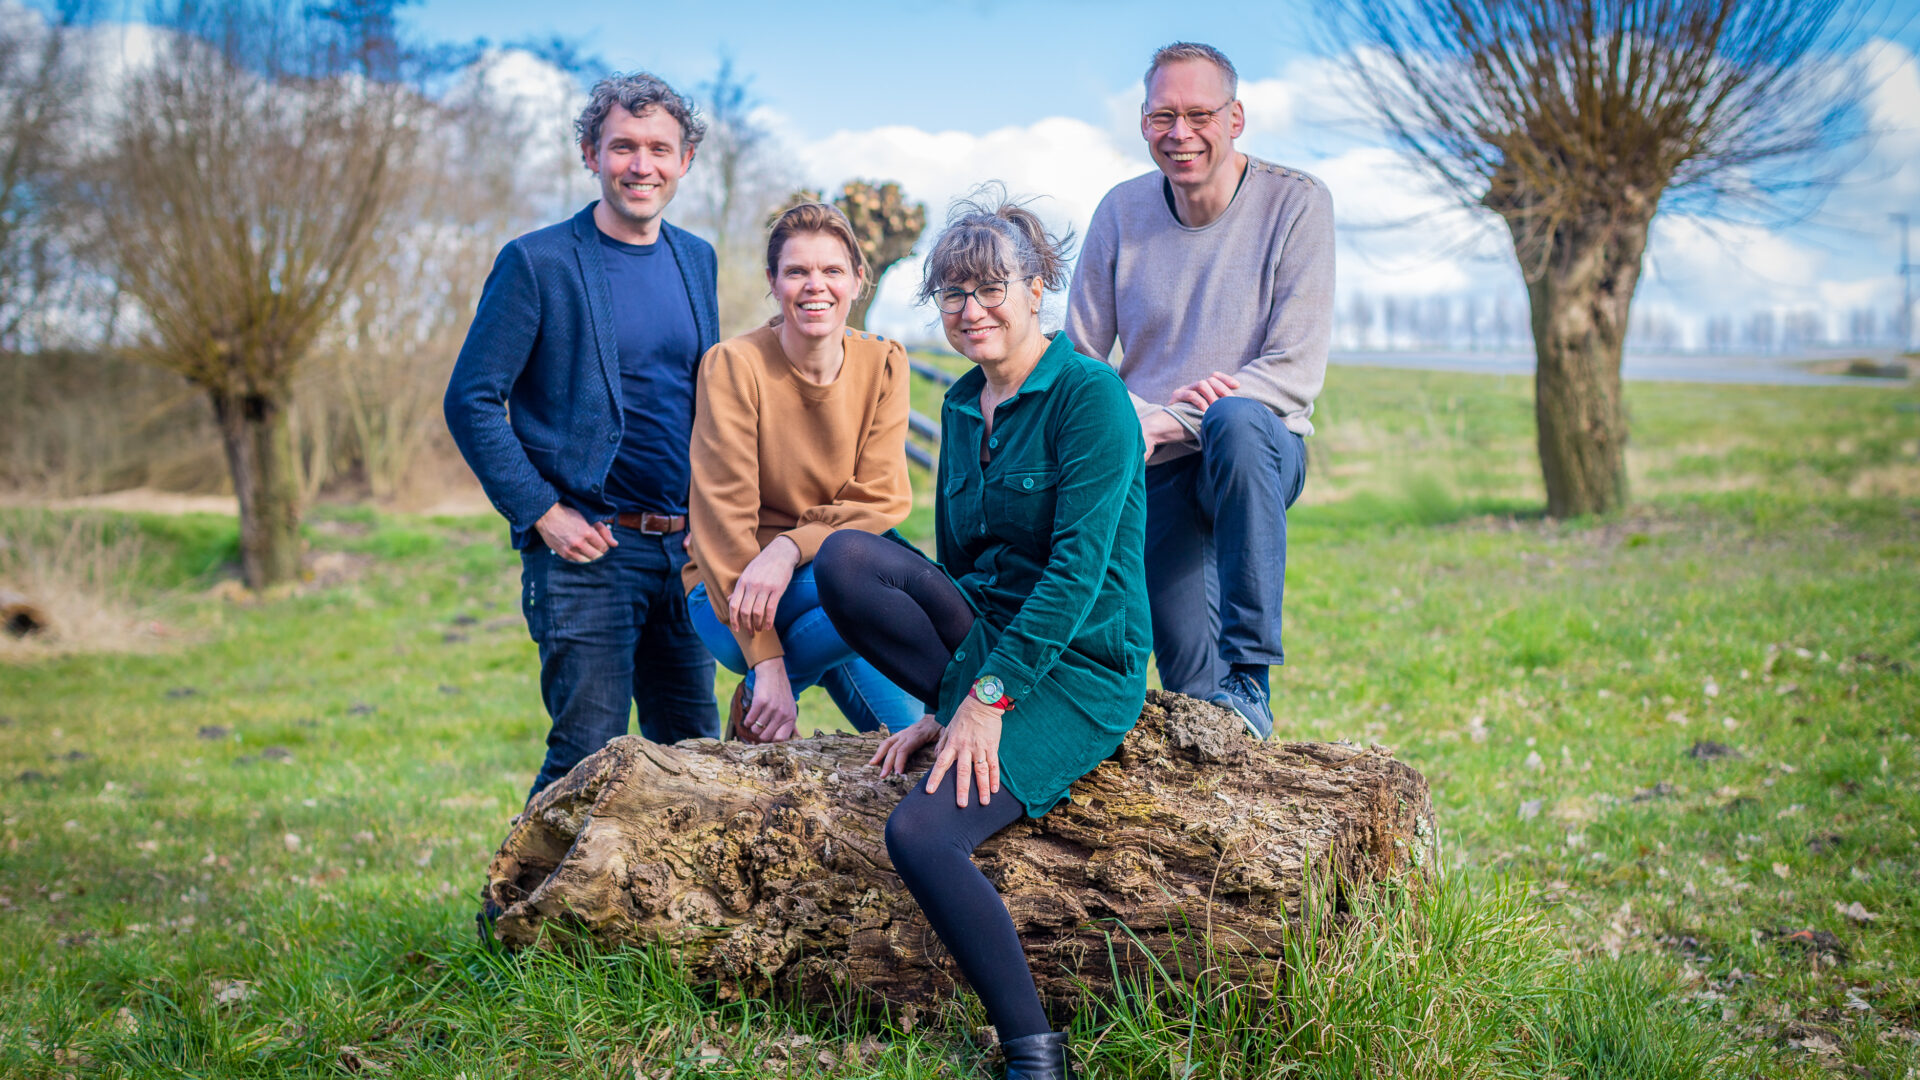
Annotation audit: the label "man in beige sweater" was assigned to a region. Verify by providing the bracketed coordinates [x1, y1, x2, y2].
[1067, 42, 1335, 740]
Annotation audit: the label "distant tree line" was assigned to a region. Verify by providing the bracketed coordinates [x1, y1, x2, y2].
[1336, 292, 1915, 354]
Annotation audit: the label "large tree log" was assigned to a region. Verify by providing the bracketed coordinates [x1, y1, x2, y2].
[484, 690, 1434, 1008]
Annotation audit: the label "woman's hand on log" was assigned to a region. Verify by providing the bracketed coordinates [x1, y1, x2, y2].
[869, 715, 941, 777]
[927, 697, 1003, 808]
[744, 658, 799, 742]
[730, 536, 800, 635]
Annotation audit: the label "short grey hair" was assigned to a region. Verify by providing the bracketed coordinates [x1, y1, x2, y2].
[917, 183, 1074, 303]
[574, 71, 707, 161]
[1144, 42, 1238, 101]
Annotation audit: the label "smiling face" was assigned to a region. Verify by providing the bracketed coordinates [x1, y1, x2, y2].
[769, 230, 862, 342]
[1142, 58, 1244, 193]
[582, 105, 693, 243]
[940, 274, 1045, 366]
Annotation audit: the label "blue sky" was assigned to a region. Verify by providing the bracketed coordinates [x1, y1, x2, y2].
[405, 0, 1328, 142]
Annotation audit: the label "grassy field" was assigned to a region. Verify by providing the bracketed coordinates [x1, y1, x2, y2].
[1, 365, 1917, 1078]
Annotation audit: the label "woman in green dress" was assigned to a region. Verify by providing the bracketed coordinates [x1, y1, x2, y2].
[815, 189, 1148, 1080]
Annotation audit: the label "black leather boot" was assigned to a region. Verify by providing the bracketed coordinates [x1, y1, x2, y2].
[1001, 1031, 1073, 1080]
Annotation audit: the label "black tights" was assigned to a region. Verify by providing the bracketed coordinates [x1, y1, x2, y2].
[814, 531, 974, 704]
[815, 531, 1051, 1040]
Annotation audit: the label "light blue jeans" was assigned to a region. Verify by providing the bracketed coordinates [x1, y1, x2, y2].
[688, 562, 923, 735]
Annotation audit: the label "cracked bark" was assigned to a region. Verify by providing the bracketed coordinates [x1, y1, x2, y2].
[484, 690, 1434, 1008]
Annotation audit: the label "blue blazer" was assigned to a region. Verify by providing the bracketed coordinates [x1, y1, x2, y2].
[444, 204, 720, 548]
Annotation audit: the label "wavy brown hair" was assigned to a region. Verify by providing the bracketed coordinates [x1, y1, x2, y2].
[574, 71, 706, 161]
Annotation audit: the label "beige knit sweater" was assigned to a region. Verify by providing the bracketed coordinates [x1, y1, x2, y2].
[682, 324, 912, 665]
[1067, 156, 1335, 461]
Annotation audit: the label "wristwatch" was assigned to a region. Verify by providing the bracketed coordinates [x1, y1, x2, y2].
[970, 675, 1015, 711]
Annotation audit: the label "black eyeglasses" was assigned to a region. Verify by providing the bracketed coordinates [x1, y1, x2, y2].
[934, 280, 1011, 315]
[1143, 98, 1235, 133]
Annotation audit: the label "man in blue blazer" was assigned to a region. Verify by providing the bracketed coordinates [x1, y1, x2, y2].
[446, 72, 721, 799]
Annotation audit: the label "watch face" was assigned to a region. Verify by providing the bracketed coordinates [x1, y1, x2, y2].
[973, 675, 1005, 704]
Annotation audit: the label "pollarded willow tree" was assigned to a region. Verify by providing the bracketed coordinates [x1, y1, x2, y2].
[79, 0, 423, 586]
[1319, 0, 1867, 516]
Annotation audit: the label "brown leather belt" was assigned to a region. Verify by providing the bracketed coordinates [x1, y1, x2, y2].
[614, 512, 687, 534]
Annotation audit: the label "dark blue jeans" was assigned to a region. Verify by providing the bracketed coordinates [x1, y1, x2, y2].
[1144, 397, 1307, 697]
[519, 526, 718, 799]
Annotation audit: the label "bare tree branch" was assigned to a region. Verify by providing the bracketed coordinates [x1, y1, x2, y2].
[0, 1, 91, 351]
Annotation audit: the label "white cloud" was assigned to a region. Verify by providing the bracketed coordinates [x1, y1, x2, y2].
[1639, 212, 1906, 332]
[1859, 39, 1920, 207]
[1648, 216, 1824, 296]
[1817, 277, 1894, 311]
[794, 116, 1143, 232]
[1309, 146, 1499, 298]
[1236, 76, 1299, 146]
[450, 48, 597, 219]
[463, 47, 583, 133]
[786, 115, 1147, 341]
[1626, 41, 1919, 331]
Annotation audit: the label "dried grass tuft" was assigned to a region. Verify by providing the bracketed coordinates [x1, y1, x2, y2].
[0, 511, 171, 660]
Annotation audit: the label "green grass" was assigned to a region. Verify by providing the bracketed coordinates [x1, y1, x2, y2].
[1, 366, 1917, 1077]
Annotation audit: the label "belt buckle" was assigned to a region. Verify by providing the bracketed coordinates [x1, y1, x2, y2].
[617, 512, 681, 535]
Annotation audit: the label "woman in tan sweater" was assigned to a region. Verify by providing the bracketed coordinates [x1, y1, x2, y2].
[683, 203, 922, 742]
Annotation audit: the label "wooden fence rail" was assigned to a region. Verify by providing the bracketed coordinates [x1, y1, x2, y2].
[904, 356, 955, 470]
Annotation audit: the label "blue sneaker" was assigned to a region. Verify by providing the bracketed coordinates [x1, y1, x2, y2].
[1210, 672, 1274, 741]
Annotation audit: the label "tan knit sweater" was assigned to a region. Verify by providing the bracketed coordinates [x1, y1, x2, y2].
[683, 324, 912, 666]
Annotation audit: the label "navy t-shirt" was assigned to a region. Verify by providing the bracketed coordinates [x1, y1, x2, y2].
[597, 231, 700, 517]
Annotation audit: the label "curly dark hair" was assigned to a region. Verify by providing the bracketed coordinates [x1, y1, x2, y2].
[574, 71, 706, 161]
